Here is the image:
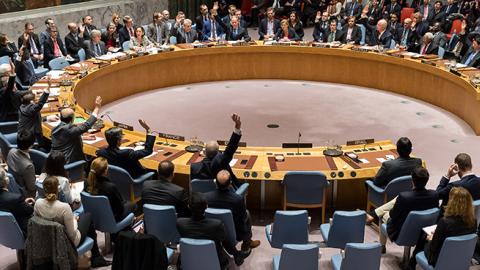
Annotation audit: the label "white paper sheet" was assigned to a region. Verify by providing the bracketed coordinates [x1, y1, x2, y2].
[376, 158, 387, 163]
[359, 158, 370, 164]
[83, 136, 104, 145]
[229, 159, 238, 167]
[423, 224, 437, 235]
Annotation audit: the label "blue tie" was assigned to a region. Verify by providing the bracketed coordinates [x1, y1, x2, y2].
[465, 52, 477, 66]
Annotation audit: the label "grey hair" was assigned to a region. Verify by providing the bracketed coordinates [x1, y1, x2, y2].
[91, 29, 101, 38]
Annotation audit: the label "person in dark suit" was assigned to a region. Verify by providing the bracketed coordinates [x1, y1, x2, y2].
[385, 0, 402, 19]
[313, 11, 330, 42]
[430, 1, 446, 25]
[288, 11, 304, 40]
[418, 0, 434, 23]
[258, 7, 281, 40]
[14, 47, 38, 87]
[141, 161, 190, 217]
[323, 19, 344, 42]
[368, 19, 394, 47]
[396, 18, 418, 50]
[443, 0, 459, 17]
[412, 32, 439, 54]
[205, 170, 260, 254]
[218, 15, 252, 41]
[6, 130, 36, 198]
[436, 153, 480, 206]
[43, 26, 67, 69]
[96, 119, 154, 179]
[0, 168, 34, 235]
[51, 96, 101, 164]
[366, 0, 383, 25]
[460, 35, 480, 68]
[171, 19, 200, 44]
[64, 23, 85, 62]
[81, 15, 97, 41]
[102, 23, 120, 51]
[196, 4, 211, 38]
[191, 114, 244, 189]
[387, 13, 402, 35]
[343, 0, 362, 22]
[342, 16, 362, 44]
[83, 30, 107, 59]
[147, 13, 169, 45]
[18, 23, 43, 67]
[0, 62, 23, 122]
[18, 86, 49, 149]
[274, 19, 301, 41]
[203, 9, 225, 41]
[412, 12, 430, 39]
[372, 137, 422, 187]
[119, 16, 136, 47]
[0, 34, 18, 61]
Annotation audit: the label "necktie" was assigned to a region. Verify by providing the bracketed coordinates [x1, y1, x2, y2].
[446, 5, 450, 13]
[30, 36, 39, 55]
[156, 24, 161, 43]
[421, 44, 428, 54]
[128, 27, 134, 37]
[328, 32, 334, 42]
[53, 39, 60, 57]
[186, 32, 191, 43]
[465, 52, 477, 66]
[95, 43, 101, 57]
[350, 2, 355, 16]
[401, 29, 408, 46]
[211, 21, 217, 39]
[234, 28, 238, 36]
[391, 4, 395, 13]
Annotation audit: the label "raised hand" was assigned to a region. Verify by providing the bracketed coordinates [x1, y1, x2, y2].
[95, 96, 102, 108]
[138, 119, 151, 132]
[231, 114, 241, 129]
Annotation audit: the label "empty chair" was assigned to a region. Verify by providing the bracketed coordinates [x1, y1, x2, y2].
[78, 48, 86, 62]
[205, 208, 237, 249]
[29, 149, 48, 175]
[416, 234, 477, 270]
[48, 57, 70, 70]
[191, 179, 217, 193]
[265, 210, 309, 249]
[331, 243, 382, 270]
[143, 204, 179, 244]
[272, 243, 320, 270]
[80, 192, 134, 253]
[366, 175, 412, 212]
[0, 211, 26, 268]
[282, 171, 329, 223]
[64, 160, 87, 183]
[180, 238, 220, 270]
[107, 164, 154, 202]
[400, 8, 415, 23]
[122, 41, 130, 51]
[0, 133, 17, 159]
[320, 210, 366, 249]
[380, 207, 439, 265]
[26, 58, 48, 78]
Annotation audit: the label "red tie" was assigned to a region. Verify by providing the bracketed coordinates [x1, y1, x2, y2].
[422, 45, 428, 55]
[128, 27, 134, 37]
[53, 39, 60, 57]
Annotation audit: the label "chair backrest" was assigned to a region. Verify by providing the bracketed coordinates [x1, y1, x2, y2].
[80, 191, 117, 232]
[473, 200, 480, 226]
[0, 121, 18, 134]
[282, 171, 329, 205]
[327, 210, 366, 249]
[400, 8, 415, 23]
[396, 208, 439, 246]
[143, 204, 179, 244]
[7, 173, 22, 194]
[78, 48, 86, 61]
[48, 57, 70, 70]
[191, 179, 216, 193]
[0, 56, 10, 64]
[205, 208, 237, 248]
[384, 175, 413, 202]
[36, 181, 67, 202]
[390, 39, 396, 49]
[271, 210, 309, 249]
[438, 46, 445, 59]
[0, 211, 26, 250]
[29, 149, 48, 175]
[341, 243, 381, 270]
[435, 233, 477, 270]
[107, 165, 133, 201]
[0, 133, 15, 159]
[357, 24, 366, 45]
[279, 244, 319, 270]
[122, 41, 130, 51]
[448, 19, 463, 36]
[169, 36, 177, 45]
[64, 160, 86, 183]
[180, 238, 221, 270]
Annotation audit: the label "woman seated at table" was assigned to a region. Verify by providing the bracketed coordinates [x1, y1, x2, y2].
[129, 26, 153, 52]
[288, 11, 304, 40]
[275, 19, 301, 42]
[101, 23, 119, 52]
[34, 176, 110, 267]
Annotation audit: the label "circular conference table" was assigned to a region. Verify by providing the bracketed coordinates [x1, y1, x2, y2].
[38, 43, 480, 211]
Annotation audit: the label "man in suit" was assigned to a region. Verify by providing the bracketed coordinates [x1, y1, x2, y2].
[203, 9, 225, 41]
[324, 19, 344, 42]
[18, 87, 49, 149]
[0, 168, 34, 235]
[366, 0, 383, 25]
[205, 170, 261, 255]
[387, 13, 402, 34]
[313, 11, 330, 42]
[342, 16, 362, 44]
[51, 96, 101, 164]
[430, 1, 446, 25]
[96, 119, 154, 179]
[64, 23, 85, 62]
[43, 26, 67, 69]
[82, 15, 97, 41]
[385, 0, 402, 19]
[177, 192, 246, 268]
[443, 0, 459, 17]
[39, 18, 59, 48]
[196, 4, 210, 38]
[436, 153, 480, 206]
[14, 47, 38, 87]
[6, 130, 36, 198]
[171, 19, 200, 44]
[431, 22, 447, 48]
[219, 15, 252, 41]
[222, 4, 238, 26]
[412, 12, 429, 39]
[368, 19, 394, 46]
[191, 114, 244, 189]
[343, 0, 362, 23]
[141, 161, 191, 217]
[147, 12, 169, 45]
[418, 0, 434, 23]
[18, 23, 43, 67]
[83, 30, 106, 59]
[258, 7, 281, 40]
[460, 35, 480, 68]
[119, 15, 136, 47]
[396, 18, 418, 50]
[372, 137, 422, 187]
[234, 9, 248, 29]
[0, 62, 23, 122]
[412, 32, 438, 54]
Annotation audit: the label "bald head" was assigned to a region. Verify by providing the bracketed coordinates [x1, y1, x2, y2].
[216, 170, 231, 189]
[60, 108, 74, 123]
[205, 141, 219, 158]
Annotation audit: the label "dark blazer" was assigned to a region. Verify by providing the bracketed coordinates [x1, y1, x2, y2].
[83, 40, 107, 59]
[14, 59, 37, 86]
[418, 4, 435, 22]
[366, 6, 383, 25]
[372, 157, 422, 187]
[177, 217, 229, 268]
[202, 19, 225, 41]
[0, 75, 21, 122]
[87, 176, 127, 222]
[190, 131, 242, 188]
[0, 189, 33, 235]
[18, 91, 49, 144]
[344, 1, 362, 18]
[413, 21, 429, 39]
[196, 14, 210, 37]
[82, 24, 97, 41]
[96, 134, 155, 178]
[413, 42, 439, 55]
[18, 33, 41, 55]
[0, 43, 18, 61]
[323, 29, 344, 42]
[369, 30, 394, 47]
[204, 188, 250, 242]
[385, 3, 402, 18]
[313, 20, 330, 42]
[258, 18, 281, 40]
[461, 49, 480, 68]
[119, 26, 135, 47]
[101, 32, 119, 50]
[290, 22, 305, 39]
[274, 27, 301, 41]
[443, 3, 459, 16]
[43, 37, 67, 69]
[395, 27, 417, 49]
[436, 174, 480, 206]
[342, 25, 362, 44]
[141, 178, 191, 217]
[51, 115, 97, 163]
[170, 27, 200, 44]
[430, 10, 446, 25]
[64, 32, 84, 61]
[428, 216, 477, 266]
[387, 188, 439, 241]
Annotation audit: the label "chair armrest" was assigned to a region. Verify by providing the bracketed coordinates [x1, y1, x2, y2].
[64, 160, 87, 170]
[133, 172, 155, 184]
[0, 121, 18, 134]
[114, 212, 135, 233]
[235, 183, 249, 197]
[365, 180, 385, 194]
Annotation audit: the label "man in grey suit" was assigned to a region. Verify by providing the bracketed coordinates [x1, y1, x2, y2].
[147, 12, 169, 45]
[431, 22, 447, 49]
[6, 130, 36, 197]
[51, 96, 102, 163]
[84, 30, 106, 59]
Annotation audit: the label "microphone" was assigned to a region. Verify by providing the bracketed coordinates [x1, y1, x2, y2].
[100, 111, 114, 123]
[297, 132, 302, 154]
[363, 142, 383, 151]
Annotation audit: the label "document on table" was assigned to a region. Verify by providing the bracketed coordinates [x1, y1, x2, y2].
[359, 159, 370, 164]
[376, 158, 387, 163]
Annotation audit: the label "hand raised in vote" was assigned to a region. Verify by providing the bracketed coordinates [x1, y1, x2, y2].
[94, 96, 102, 108]
[231, 114, 241, 130]
[316, 11, 321, 20]
[213, 1, 219, 10]
[138, 119, 151, 132]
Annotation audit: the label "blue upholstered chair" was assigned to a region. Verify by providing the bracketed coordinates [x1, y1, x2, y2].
[0, 211, 26, 268]
[77, 237, 94, 256]
[80, 192, 134, 253]
[64, 160, 87, 183]
[320, 210, 366, 249]
[27, 58, 48, 78]
[331, 243, 382, 270]
[473, 200, 480, 226]
[0, 132, 17, 159]
[6, 173, 22, 194]
[48, 57, 70, 70]
[107, 165, 154, 202]
[437, 47, 445, 59]
[15, 76, 29, 90]
[381, 207, 439, 265]
[143, 204, 179, 244]
[205, 208, 237, 249]
[365, 175, 412, 212]
[78, 48, 86, 62]
[416, 234, 477, 270]
[36, 181, 67, 202]
[191, 179, 217, 193]
[0, 121, 18, 137]
[282, 171, 329, 223]
[180, 238, 220, 270]
[122, 41, 130, 51]
[272, 243, 320, 270]
[29, 149, 48, 175]
[169, 36, 177, 45]
[265, 210, 309, 249]
[357, 24, 366, 45]
[0, 56, 10, 64]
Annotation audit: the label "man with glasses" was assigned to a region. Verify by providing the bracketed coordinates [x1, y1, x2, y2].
[17, 23, 43, 68]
